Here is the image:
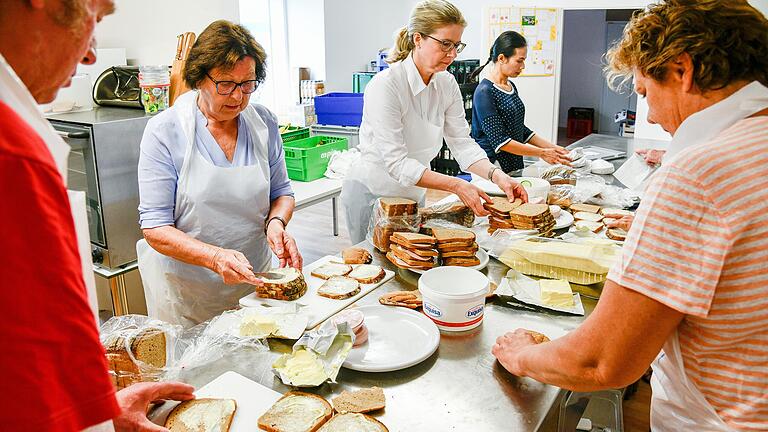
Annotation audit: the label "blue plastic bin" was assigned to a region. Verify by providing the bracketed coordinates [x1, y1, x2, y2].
[314, 93, 364, 127]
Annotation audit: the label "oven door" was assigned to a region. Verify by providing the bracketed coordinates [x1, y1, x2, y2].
[51, 122, 107, 250]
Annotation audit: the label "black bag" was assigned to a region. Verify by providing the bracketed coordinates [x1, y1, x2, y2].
[93, 66, 144, 109]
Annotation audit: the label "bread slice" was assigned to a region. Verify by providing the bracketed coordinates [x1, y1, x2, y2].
[379, 290, 422, 309]
[331, 387, 386, 414]
[342, 247, 372, 265]
[483, 196, 523, 215]
[574, 220, 604, 233]
[510, 203, 550, 218]
[386, 251, 435, 270]
[600, 208, 634, 218]
[166, 398, 236, 431]
[431, 227, 475, 245]
[573, 212, 604, 222]
[440, 249, 477, 258]
[389, 236, 436, 251]
[348, 264, 385, 284]
[379, 197, 417, 217]
[569, 203, 601, 214]
[437, 242, 479, 253]
[442, 256, 481, 267]
[606, 228, 628, 241]
[256, 268, 308, 301]
[258, 391, 333, 432]
[390, 245, 436, 263]
[316, 413, 388, 431]
[318, 276, 361, 300]
[390, 243, 438, 258]
[311, 263, 353, 280]
[390, 232, 436, 246]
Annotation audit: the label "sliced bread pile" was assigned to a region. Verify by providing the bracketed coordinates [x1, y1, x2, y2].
[104, 327, 166, 390]
[510, 203, 556, 237]
[432, 228, 480, 267]
[483, 197, 524, 234]
[255, 267, 308, 301]
[386, 232, 438, 270]
[372, 197, 418, 252]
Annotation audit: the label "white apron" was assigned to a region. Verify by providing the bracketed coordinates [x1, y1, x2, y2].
[137, 91, 272, 328]
[650, 331, 733, 431]
[342, 112, 443, 243]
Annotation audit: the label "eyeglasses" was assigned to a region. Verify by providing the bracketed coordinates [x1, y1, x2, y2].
[422, 34, 466, 54]
[206, 73, 258, 95]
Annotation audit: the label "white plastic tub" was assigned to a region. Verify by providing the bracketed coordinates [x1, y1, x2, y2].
[418, 267, 489, 332]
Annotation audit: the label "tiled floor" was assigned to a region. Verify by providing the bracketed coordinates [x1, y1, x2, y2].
[290, 188, 652, 431]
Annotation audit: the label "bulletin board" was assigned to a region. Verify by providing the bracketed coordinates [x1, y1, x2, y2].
[485, 7, 558, 76]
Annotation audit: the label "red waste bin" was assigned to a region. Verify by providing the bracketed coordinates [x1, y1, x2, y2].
[567, 107, 594, 139]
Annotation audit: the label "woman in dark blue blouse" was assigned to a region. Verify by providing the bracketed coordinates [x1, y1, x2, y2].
[470, 31, 570, 173]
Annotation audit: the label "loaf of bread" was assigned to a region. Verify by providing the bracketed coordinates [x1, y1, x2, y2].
[104, 327, 167, 390]
[379, 197, 417, 217]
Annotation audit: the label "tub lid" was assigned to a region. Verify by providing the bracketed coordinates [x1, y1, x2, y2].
[419, 267, 488, 297]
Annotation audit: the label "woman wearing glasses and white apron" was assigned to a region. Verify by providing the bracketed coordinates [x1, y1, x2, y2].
[136, 21, 302, 328]
[341, 0, 528, 244]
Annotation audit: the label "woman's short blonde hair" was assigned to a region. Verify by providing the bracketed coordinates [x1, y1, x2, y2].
[184, 20, 267, 90]
[606, 0, 768, 92]
[387, 0, 467, 64]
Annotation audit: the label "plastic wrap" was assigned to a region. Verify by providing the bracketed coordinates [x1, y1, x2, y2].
[484, 229, 540, 258]
[100, 314, 184, 390]
[541, 164, 578, 185]
[367, 197, 420, 252]
[419, 199, 475, 228]
[324, 148, 360, 180]
[585, 184, 640, 209]
[548, 184, 575, 207]
[572, 175, 607, 203]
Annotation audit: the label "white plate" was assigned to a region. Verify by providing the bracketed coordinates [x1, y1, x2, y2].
[410, 249, 489, 274]
[554, 211, 574, 230]
[343, 305, 440, 372]
[149, 371, 281, 431]
[239, 255, 395, 329]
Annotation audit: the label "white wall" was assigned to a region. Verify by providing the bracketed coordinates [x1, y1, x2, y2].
[94, 0, 240, 65]
[557, 10, 606, 129]
[287, 0, 326, 80]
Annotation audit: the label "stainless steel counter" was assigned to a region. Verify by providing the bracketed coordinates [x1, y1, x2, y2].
[224, 242, 598, 432]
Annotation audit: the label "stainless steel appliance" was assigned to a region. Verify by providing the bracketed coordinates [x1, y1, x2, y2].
[47, 107, 150, 269]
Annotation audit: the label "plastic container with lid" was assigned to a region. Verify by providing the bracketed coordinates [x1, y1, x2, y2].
[138, 65, 170, 115]
[418, 267, 489, 332]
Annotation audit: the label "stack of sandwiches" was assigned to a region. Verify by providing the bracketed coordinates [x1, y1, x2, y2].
[432, 228, 480, 267]
[510, 203, 557, 237]
[386, 232, 438, 270]
[483, 197, 523, 234]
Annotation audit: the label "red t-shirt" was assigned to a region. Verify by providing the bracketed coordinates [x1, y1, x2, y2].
[0, 101, 120, 430]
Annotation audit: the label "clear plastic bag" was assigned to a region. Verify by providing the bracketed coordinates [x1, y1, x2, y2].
[419, 199, 475, 227]
[367, 197, 420, 252]
[324, 148, 360, 180]
[586, 184, 640, 209]
[484, 229, 540, 258]
[548, 184, 575, 207]
[542, 164, 578, 185]
[99, 314, 184, 390]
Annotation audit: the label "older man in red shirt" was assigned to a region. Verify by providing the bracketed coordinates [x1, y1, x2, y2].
[0, 1, 194, 431]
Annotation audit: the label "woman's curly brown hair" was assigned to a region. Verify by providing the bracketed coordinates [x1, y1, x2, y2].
[605, 0, 768, 92]
[183, 20, 267, 90]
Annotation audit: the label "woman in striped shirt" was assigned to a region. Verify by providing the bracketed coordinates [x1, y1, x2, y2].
[492, 1, 768, 430]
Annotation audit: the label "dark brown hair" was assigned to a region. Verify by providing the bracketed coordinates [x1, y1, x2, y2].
[183, 20, 267, 89]
[606, 0, 768, 92]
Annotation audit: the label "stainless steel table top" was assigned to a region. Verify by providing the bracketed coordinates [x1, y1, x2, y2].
[238, 242, 598, 432]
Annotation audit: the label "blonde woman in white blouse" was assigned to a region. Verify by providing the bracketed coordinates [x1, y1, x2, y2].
[341, 0, 527, 243]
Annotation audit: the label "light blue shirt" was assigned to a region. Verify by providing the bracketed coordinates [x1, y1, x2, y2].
[138, 103, 293, 229]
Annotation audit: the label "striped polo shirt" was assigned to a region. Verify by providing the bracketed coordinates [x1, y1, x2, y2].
[608, 116, 768, 430]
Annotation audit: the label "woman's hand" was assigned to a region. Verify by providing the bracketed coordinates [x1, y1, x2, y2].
[539, 147, 572, 166]
[452, 179, 491, 216]
[113, 381, 195, 432]
[491, 329, 542, 376]
[604, 215, 634, 231]
[492, 172, 529, 203]
[266, 222, 303, 270]
[636, 148, 665, 166]
[210, 248, 262, 285]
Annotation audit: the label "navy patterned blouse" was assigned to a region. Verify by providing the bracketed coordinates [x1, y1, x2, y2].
[471, 78, 535, 173]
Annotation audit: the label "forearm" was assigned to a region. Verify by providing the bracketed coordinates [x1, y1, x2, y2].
[415, 169, 463, 193]
[142, 225, 218, 270]
[268, 195, 296, 225]
[499, 139, 545, 157]
[527, 134, 558, 149]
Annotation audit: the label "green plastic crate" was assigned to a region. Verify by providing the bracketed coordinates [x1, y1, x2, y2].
[284, 135, 348, 181]
[279, 125, 310, 143]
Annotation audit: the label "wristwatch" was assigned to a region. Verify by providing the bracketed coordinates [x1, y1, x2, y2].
[264, 216, 287, 234]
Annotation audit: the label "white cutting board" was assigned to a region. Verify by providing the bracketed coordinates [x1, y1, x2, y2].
[149, 371, 282, 430]
[239, 255, 395, 329]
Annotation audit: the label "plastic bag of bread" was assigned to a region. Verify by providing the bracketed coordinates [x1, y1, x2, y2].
[547, 184, 575, 208]
[419, 200, 475, 228]
[367, 197, 420, 252]
[100, 314, 183, 390]
[541, 164, 579, 185]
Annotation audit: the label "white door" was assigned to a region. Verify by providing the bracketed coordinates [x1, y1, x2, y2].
[598, 21, 637, 135]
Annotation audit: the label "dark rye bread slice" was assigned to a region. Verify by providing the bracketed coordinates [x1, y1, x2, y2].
[166, 398, 236, 431]
[331, 387, 386, 414]
[379, 197, 417, 217]
[259, 391, 333, 432]
[390, 244, 437, 262]
[483, 196, 523, 215]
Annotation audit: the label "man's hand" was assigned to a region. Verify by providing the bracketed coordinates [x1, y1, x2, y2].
[266, 222, 303, 270]
[113, 381, 195, 432]
[491, 329, 542, 376]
